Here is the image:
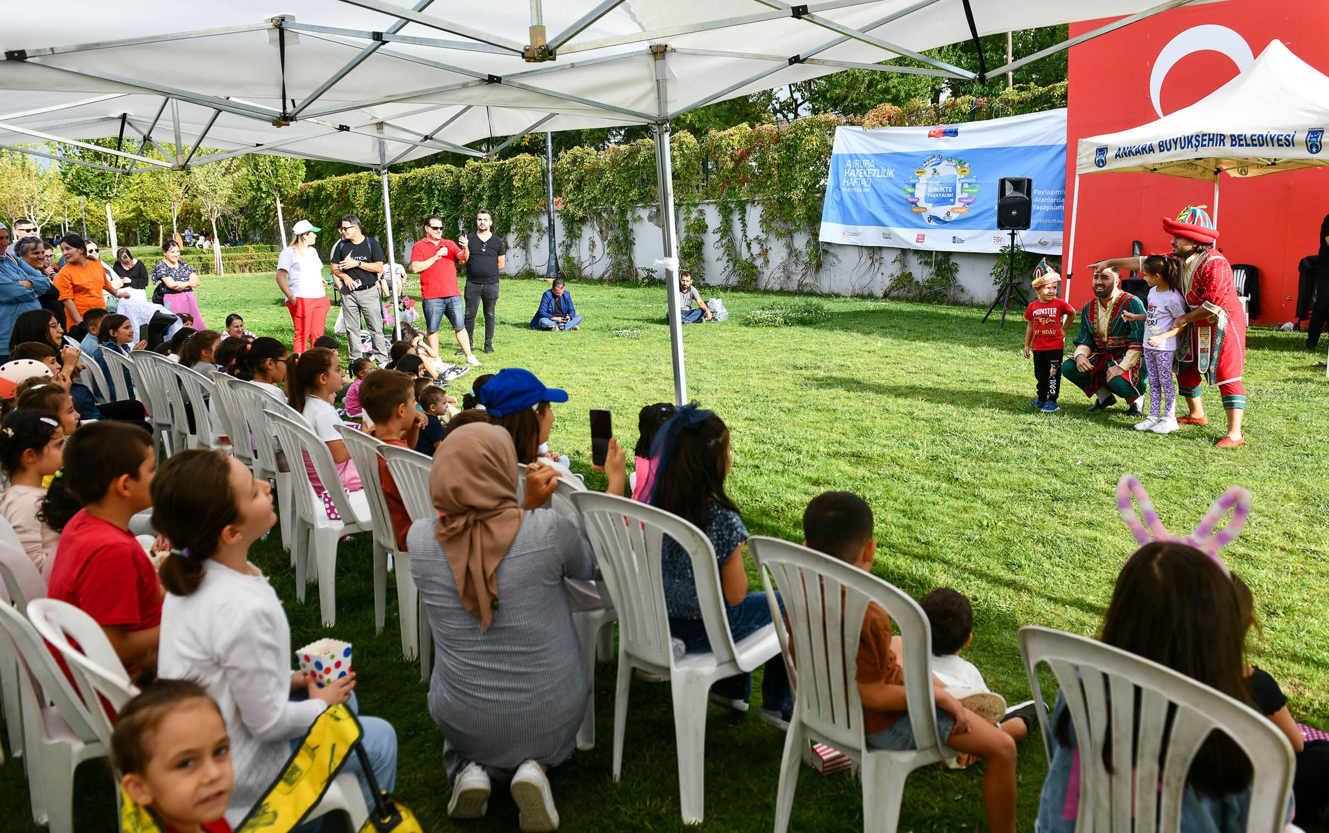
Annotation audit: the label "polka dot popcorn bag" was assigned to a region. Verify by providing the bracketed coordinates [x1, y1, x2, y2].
[296, 638, 353, 688]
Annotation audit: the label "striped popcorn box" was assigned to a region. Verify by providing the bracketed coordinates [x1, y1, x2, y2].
[807, 742, 853, 775]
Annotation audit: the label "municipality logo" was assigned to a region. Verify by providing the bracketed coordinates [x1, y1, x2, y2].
[1308, 129, 1324, 155]
[1094, 146, 1109, 168]
[951, 236, 965, 244]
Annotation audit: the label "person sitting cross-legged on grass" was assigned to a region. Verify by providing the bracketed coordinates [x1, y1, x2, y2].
[530, 278, 582, 332]
[410, 422, 623, 832]
[650, 403, 793, 727]
[414, 381, 458, 457]
[802, 492, 1017, 833]
[670, 270, 711, 324]
[154, 450, 397, 828]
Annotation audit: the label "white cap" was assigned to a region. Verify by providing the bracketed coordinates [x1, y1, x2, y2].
[292, 220, 320, 236]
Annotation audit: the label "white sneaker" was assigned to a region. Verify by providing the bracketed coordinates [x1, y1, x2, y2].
[1133, 416, 1160, 431]
[466, 353, 481, 367]
[448, 763, 490, 819]
[510, 760, 559, 832]
[1150, 417, 1179, 434]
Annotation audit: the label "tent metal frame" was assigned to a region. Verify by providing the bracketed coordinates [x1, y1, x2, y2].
[0, 0, 1192, 403]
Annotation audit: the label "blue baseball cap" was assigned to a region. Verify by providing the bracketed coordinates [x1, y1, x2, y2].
[479, 368, 568, 417]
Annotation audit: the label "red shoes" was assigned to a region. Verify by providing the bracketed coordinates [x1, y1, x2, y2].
[1214, 436, 1246, 449]
[1177, 415, 1209, 425]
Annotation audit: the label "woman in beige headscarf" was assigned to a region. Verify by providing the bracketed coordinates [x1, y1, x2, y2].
[408, 422, 591, 833]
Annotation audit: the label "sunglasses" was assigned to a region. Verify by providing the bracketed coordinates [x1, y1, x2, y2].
[427, 225, 444, 231]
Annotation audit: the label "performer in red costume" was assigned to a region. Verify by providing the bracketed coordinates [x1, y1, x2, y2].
[1092, 206, 1247, 447]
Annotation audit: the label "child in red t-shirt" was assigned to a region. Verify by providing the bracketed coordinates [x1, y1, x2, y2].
[114, 680, 235, 833]
[360, 369, 427, 552]
[45, 421, 161, 682]
[1023, 266, 1076, 414]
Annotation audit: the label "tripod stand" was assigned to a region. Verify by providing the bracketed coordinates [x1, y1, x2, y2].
[983, 228, 1030, 328]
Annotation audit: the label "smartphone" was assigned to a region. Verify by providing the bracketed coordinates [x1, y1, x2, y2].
[590, 409, 612, 467]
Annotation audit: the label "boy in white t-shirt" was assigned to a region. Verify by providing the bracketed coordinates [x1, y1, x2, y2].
[920, 588, 1036, 748]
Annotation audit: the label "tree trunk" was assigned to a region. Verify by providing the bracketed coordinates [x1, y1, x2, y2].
[210, 215, 223, 276]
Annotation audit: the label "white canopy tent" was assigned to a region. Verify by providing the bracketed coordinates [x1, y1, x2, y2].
[1, 0, 1221, 404]
[1066, 39, 1329, 300]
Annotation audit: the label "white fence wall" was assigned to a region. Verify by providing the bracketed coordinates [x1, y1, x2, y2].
[500, 201, 1007, 304]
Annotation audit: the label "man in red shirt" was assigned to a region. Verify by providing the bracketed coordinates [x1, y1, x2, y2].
[409, 214, 478, 367]
[46, 423, 161, 682]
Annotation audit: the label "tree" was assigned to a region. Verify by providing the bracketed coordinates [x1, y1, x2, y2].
[190, 159, 240, 272]
[0, 150, 68, 235]
[240, 155, 305, 242]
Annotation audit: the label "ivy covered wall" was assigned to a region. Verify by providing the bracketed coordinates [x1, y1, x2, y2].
[289, 83, 1066, 298]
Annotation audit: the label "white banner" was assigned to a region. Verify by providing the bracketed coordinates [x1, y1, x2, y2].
[819, 110, 1068, 255]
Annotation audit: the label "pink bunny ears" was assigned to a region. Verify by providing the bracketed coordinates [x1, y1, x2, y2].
[1116, 474, 1251, 575]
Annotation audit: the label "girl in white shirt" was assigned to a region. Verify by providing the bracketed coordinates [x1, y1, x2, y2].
[232, 337, 288, 402]
[285, 346, 361, 496]
[0, 410, 64, 572]
[154, 449, 397, 827]
[275, 221, 329, 354]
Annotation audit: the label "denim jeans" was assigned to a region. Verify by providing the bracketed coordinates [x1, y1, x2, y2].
[669, 592, 792, 713]
[422, 295, 465, 333]
[537, 314, 584, 331]
[674, 307, 706, 324]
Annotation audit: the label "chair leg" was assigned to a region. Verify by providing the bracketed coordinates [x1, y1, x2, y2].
[312, 526, 340, 627]
[772, 722, 804, 833]
[394, 555, 419, 661]
[671, 674, 713, 824]
[863, 756, 910, 833]
[40, 742, 76, 833]
[2, 655, 23, 759]
[612, 654, 632, 783]
[572, 613, 600, 752]
[418, 604, 432, 682]
[276, 474, 293, 552]
[372, 541, 387, 635]
[292, 519, 311, 604]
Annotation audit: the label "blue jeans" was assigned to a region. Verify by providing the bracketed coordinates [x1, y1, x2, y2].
[674, 307, 706, 324]
[422, 295, 465, 333]
[669, 592, 792, 713]
[537, 314, 583, 331]
[865, 705, 957, 751]
[289, 692, 398, 818]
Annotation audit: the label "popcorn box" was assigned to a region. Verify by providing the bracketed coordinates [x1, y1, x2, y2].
[296, 639, 353, 688]
[806, 742, 852, 776]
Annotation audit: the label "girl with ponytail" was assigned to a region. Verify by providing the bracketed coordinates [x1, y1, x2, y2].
[284, 346, 361, 495]
[152, 449, 398, 827]
[231, 337, 287, 400]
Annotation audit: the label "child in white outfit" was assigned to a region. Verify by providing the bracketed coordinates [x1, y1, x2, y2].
[1123, 255, 1188, 434]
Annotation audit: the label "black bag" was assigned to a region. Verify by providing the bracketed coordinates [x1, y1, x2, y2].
[151, 280, 167, 306]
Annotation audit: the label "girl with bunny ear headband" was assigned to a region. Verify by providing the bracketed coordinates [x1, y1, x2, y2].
[1116, 474, 1251, 576]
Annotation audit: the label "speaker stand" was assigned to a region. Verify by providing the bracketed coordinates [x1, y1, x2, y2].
[983, 228, 1030, 329]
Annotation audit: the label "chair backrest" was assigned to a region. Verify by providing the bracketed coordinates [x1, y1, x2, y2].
[747, 536, 942, 757]
[130, 351, 172, 426]
[229, 379, 287, 480]
[28, 598, 139, 745]
[171, 363, 221, 448]
[570, 491, 737, 670]
[336, 425, 396, 552]
[76, 349, 115, 404]
[1019, 626, 1294, 833]
[1231, 263, 1257, 298]
[63, 335, 80, 348]
[101, 346, 139, 404]
[0, 601, 103, 749]
[211, 373, 254, 466]
[0, 540, 46, 609]
[379, 444, 435, 524]
[155, 357, 194, 441]
[267, 409, 361, 525]
[0, 513, 22, 553]
[517, 463, 585, 527]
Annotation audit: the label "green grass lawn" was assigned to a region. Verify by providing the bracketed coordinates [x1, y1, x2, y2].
[4, 272, 1328, 832]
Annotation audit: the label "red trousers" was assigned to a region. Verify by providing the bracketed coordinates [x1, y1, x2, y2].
[287, 296, 331, 353]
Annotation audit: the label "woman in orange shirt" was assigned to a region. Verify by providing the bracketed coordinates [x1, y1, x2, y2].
[53, 233, 127, 328]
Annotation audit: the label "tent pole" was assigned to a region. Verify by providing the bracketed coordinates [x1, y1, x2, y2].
[379, 131, 403, 341]
[1064, 173, 1081, 302]
[1212, 171, 1220, 226]
[544, 131, 559, 278]
[654, 46, 686, 406]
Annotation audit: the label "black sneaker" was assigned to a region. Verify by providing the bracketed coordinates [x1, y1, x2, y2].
[1126, 402, 1143, 418]
[483, 346, 494, 354]
[1005, 700, 1041, 734]
[454, 349, 465, 356]
[1085, 394, 1117, 413]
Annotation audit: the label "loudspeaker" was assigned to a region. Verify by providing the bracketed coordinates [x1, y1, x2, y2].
[998, 177, 1032, 231]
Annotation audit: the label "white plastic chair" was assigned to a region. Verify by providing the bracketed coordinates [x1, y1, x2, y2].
[170, 363, 227, 451]
[212, 372, 255, 471]
[128, 351, 177, 457]
[748, 536, 955, 833]
[267, 410, 371, 627]
[229, 379, 294, 550]
[1019, 625, 1295, 833]
[0, 514, 22, 554]
[517, 464, 617, 751]
[337, 425, 425, 662]
[100, 346, 141, 406]
[570, 491, 782, 824]
[73, 350, 114, 405]
[0, 601, 107, 832]
[379, 444, 436, 682]
[0, 540, 46, 765]
[27, 599, 138, 749]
